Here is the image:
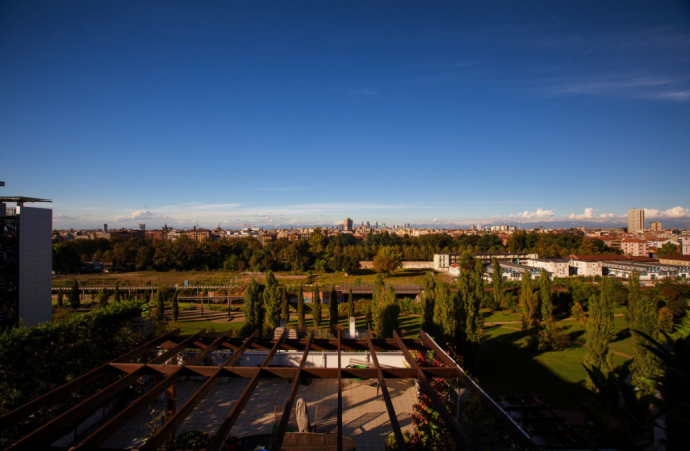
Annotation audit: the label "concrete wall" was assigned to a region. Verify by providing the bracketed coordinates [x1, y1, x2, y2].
[17, 206, 53, 326]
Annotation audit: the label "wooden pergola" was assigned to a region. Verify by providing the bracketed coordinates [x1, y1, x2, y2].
[1, 329, 533, 451]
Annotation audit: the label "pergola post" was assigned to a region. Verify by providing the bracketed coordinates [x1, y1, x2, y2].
[271, 330, 315, 451]
[365, 329, 407, 451]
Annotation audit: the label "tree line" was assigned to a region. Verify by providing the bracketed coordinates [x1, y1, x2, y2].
[52, 229, 619, 274]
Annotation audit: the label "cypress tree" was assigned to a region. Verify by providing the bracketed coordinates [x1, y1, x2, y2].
[156, 289, 165, 320]
[297, 285, 305, 329]
[472, 259, 484, 306]
[539, 269, 553, 321]
[422, 271, 436, 333]
[97, 289, 109, 308]
[631, 293, 661, 393]
[381, 285, 400, 338]
[465, 261, 484, 346]
[70, 279, 80, 310]
[372, 275, 386, 337]
[114, 282, 121, 303]
[172, 291, 179, 322]
[627, 269, 641, 328]
[264, 284, 281, 332]
[281, 286, 290, 323]
[312, 284, 322, 328]
[519, 272, 534, 330]
[584, 278, 615, 379]
[57, 290, 64, 308]
[491, 258, 504, 310]
[244, 279, 261, 331]
[433, 282, 456, 341]
[347, 289, 355, 319]
[365, 301, 373, 331]
[329, 286, 338, 327]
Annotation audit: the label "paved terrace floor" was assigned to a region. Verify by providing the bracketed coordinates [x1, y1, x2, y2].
[101, 377, 416, 451]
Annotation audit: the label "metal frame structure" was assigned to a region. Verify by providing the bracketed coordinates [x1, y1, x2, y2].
[1, 329, 540, 451]
[0, 213, 19, 325]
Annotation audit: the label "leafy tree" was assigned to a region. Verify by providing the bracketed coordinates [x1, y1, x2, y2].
[372, 246, 402, 275]
[365, 302, 373, 331]
[372, 275, 387, 337]
[69, 279, 80, 310]
[346, 289, 355, 319]
[637, 326, 690, 448]
[297, 285, 305, 329]
[579, 365, 657, 450]
[312, 284, 322, 328]
[658, 241, 679, 257]
[171, 291, 179, 322]
[584, 278, 615, 379]
[329, 286, 338, 327]
[658, 307, 674, 334]
[280, 286, 289, 323]
[490, 258, 503, 310]
[52, 243, 81, 274]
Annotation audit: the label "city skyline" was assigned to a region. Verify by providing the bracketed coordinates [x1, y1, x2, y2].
[2, 1, 690, 229]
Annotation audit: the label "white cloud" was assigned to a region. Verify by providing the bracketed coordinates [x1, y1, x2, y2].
[567, 208, 595, 220]
[645, 206, 690, 219]
[113, 210, 171, 221]
[507, 208, 555, 220]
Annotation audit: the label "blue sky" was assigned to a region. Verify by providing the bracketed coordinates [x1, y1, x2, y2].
[2, 1, 689, 229]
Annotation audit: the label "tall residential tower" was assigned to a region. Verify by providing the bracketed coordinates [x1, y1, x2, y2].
[627, 208, 645, 234]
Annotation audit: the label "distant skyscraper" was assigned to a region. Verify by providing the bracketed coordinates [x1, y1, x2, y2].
[344, 218, 353, 231]
[628, 209, 644, 234]
[649, 221, 662, 232]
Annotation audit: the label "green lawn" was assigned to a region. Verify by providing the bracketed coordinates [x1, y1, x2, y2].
[168, 320, 245, 336]
[474, 311, 633, 410]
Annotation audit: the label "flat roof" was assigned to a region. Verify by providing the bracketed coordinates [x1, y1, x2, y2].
[0, 196, 52, 203]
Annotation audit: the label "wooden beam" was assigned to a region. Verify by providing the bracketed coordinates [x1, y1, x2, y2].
[0, 364, 110, 428]
[393, 331, 466, 448]
[6, 370, 143, 450]
[148, 330, 206, 364]
[71, 330, 236, 450]
[272, 331, 314, 451]
[206, 329, 286, 451]
[139, 330, 260, 451]
[111, 329, 181, 363]
[366, 330, 407, 451]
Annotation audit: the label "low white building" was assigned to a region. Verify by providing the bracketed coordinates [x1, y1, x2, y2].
[485, 261, 543, 281]
[568, 256, 603, 277]
[523, 258, 570, 278]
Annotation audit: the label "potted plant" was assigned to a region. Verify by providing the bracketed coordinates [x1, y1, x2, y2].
[224, 435, 239, 451]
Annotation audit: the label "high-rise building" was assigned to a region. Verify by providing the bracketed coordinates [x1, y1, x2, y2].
[1, 194, 53, 327]
[649, 221, 662, 232]
[627, 209, 644, 234]
[344, 218, 353, 231]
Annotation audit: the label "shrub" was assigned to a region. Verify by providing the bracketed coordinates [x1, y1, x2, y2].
[170, 430, 212, 450]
